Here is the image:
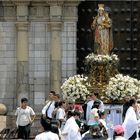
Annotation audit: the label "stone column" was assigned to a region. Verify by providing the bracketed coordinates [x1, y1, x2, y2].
[48, 1, 63, 94]
[15, 2, 29, 105]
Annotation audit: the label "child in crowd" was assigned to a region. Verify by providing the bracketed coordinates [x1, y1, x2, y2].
[113, 125, 126, 140]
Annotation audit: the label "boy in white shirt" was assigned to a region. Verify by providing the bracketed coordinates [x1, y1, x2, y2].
[15, 97, 35, 139]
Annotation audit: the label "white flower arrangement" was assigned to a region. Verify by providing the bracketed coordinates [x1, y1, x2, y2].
[85, 53, 119, 65]
[104, 74, 140, 101]
[61, 75, 91, 101]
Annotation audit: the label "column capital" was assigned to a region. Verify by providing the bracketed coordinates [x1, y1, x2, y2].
[48, 22, 62, 31]
[16, 22, 29, 31]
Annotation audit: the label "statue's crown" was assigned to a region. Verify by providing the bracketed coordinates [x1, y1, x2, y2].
[98, 4, 104, 10]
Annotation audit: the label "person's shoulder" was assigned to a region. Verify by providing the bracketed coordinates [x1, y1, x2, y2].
[57, 107, 62, 111]
[96, 99, 102, 103]
[27, 106, 34, 111]
[27, 106, 33, 109]
[35, 133, 44, 139]
[67, 116, 74, 122]
[35, 132, 48, 139]
[27, 106, 32, 109]
[15, 107, 21, 112]
[57, 108, 63, 113]
[16, 107, 21, 110]
[47, 131, 59, 137]
[87, 100, 93, 104]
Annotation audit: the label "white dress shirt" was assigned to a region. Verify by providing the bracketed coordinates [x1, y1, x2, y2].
[42, 101, 55, 118]
[35, 131, 59, 140]
[123, 106, 140, 139]
[62, 116, 81, 140]
[56, 107, 65, 120]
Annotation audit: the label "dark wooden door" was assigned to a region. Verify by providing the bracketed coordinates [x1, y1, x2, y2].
[77, 1, 140, 79]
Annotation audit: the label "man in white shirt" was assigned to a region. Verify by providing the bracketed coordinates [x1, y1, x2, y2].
[42, 91, 56, 119]
[86, 92, 104, 122]
[15, 97, 35, 139]
[62, 111, 82, 140]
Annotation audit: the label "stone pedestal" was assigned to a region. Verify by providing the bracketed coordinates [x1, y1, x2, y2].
[0, 116, 7, 130]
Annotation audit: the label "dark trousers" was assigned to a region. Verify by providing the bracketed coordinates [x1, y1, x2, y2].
[18, 124, 31, 139]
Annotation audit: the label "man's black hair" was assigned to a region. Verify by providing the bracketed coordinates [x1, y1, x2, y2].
[92, 100, 101, 109]
[21, 98, 28, 103]
[58, 101, 65, 107]
[67, 110, 74, 117]
[73, 111, 81, 117]
[91, 92, 99, 97]
[40, 117, 51, 131]
[129, 98, 136, 107]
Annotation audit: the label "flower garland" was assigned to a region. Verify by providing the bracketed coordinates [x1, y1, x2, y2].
[85, 53, 119, 65]
[104, 74, 140, 101]
[61, 75, 91, 102]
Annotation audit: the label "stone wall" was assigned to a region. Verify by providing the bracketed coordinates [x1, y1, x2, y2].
[62, 22, 77, 83]
[28, 22, 50, 111]
[0, 22, 16, 111]
[0, 0, 79, 113]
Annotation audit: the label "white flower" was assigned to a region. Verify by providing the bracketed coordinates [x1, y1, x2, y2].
[104, 74, 140, 101]
[85, 53, 119, 65]
[61, 75, 91, 101]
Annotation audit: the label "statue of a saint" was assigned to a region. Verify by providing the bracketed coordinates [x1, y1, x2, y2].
[91, 4, 113, 55]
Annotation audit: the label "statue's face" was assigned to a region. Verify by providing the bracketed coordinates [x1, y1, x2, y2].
[98, 9, 104, 16]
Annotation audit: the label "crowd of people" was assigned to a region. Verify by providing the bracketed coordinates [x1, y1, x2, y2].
[15, 91, 140, 140]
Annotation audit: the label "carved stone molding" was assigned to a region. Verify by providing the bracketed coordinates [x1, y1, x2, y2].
[63, 0, 80, 21]
[29, 6, 37, 16]
[47, 0, 64, 6]
[63, 6, 78, 21]
[50, 5, 62, 21]
[64, 0, 80, 6]
[16, 22, 29, 31]
[4, 7, 16, 17]
[14, 1, 30, 6]
[47, 21, 62, 31]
